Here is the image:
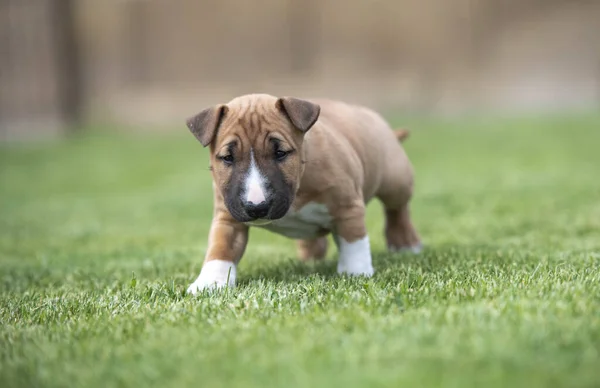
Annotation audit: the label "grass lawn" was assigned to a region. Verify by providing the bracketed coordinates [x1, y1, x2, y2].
[1, 112, 599, 388]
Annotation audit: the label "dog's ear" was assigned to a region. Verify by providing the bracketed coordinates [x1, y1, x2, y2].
[276, 97, 320, 133]
[186, 105, 228, 147]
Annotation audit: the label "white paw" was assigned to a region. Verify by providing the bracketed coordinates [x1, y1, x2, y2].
[186, 260, 237, 295]
[336, 235, 374, 276]
[186, 279, 230, 295]
[337, 263, 374, 277]
[388, 243, 423, 254]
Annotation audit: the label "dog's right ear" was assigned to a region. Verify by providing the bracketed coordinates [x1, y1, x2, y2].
[186, 105, 228, 147]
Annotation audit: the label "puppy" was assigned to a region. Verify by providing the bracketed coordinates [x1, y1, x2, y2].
[185, 94, 421, 294]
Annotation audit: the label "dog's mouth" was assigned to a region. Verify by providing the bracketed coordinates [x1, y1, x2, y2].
[228, 200, 291, 225]
[244, 219, 273, 226]
[224, 188, 294, 225]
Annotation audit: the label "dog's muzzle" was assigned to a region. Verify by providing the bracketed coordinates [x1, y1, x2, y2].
[243, 199, 273, 220]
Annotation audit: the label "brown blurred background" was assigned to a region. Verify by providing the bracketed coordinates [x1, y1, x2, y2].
[1, 0, 599, 140]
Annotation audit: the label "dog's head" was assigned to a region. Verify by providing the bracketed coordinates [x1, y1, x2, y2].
[186, 94, 320, 224]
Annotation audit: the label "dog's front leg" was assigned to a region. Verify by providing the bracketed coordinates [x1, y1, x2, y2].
[333, 200, 374, 277]
[187, 212, 249, 295]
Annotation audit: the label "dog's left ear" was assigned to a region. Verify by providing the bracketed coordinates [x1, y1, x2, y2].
[186, 105, 228, 147]
[276, 97, 320, 133]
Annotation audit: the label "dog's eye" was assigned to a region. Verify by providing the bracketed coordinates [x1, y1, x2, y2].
[274, 150, 289, 161]
[219, 154, 234, 165]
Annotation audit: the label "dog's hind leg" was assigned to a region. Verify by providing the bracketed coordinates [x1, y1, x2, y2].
[376, 154, 422, 253]
[296, 237, 329, 261]
[381, 204, 422, 253]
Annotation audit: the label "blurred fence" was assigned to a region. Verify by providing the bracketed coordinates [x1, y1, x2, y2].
[1, 0, 599, 139]
[0, 0, 80, 140]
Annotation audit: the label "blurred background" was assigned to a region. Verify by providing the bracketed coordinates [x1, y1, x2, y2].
[1, 0, 599, 141]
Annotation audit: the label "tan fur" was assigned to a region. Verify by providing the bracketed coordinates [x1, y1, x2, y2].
[191, 94, 420, 271]
[208, 96, 308, 200]
[296, 237, 329, 261]
[394, 128, 410, 142]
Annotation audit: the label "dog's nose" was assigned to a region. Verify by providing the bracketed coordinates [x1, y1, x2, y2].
[244, 200, 272, 219]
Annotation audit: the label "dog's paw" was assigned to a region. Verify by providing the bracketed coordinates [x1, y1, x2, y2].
[336, 236, 375, 276]
[186, 279, 228, 295]
[186, 260, 237, 296]
[337, 263, 374, 277]
[388, 243, 423, 254]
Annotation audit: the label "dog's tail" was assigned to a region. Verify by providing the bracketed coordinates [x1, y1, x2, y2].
[393, 128, 410, 142]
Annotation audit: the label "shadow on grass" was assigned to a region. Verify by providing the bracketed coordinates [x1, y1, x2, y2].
[235, 242, 573, 287]
[236, 244, 451, 286]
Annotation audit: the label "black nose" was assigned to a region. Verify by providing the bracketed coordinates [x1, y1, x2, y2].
[245, 200, 272, 219]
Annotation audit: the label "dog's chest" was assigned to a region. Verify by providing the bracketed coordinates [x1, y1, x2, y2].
[259, 202, 333, 239]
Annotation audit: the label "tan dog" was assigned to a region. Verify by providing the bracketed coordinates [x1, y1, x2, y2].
[185, 94, 421, 294]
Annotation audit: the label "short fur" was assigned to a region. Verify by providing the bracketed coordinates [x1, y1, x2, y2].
[185, 94, 421, 291]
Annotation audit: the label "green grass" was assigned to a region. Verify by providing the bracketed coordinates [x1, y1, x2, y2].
[1, 112, 599, 388]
